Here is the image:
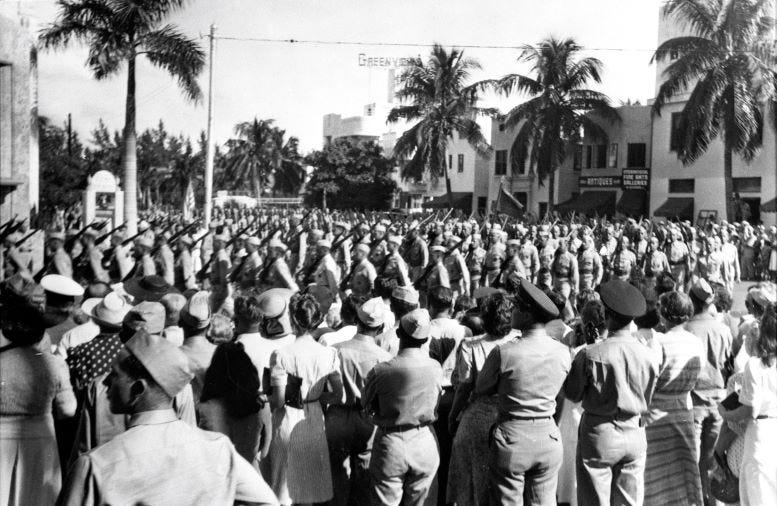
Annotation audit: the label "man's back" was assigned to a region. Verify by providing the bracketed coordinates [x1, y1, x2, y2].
[60, 410, 277, 505]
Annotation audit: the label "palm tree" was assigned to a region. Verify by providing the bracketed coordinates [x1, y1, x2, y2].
[271, 133, 306, 197]
[482, 37, 620, 213]
[218, 119, 283, 199]
[652, 0, 776, 220]
[40, 0, 205, 234]
[388, 44, 494, 208]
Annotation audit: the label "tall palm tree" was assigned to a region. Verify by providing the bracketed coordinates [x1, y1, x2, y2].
[40, 0, 205, 234]
[482, 37, 620, 213]
[652, 0, 776, 220]
[271, 133, 306, 197]
[218, 119, 283, 199]
[388, 44, 495, 208]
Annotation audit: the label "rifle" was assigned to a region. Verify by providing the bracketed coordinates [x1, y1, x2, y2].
[32, 221, 97, 282]
[94, 221, 128, 246]
[228, 224, 280, 283]
[0, 218, 27, 243]
[412, 239, 464, 290]
[121, 228, 152, 247]
[0, 215, 19, 236]
[196, 216, 259, 280]
[301, 231, 354, 286]
[13, 229, 38, 248]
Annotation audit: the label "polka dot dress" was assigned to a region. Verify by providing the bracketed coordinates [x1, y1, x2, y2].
[66, 333, 124, 391]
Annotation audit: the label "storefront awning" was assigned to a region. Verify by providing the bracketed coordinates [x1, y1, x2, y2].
[653, 197, 694, 221]
[616, 189, 647, 217]
[761, 197, 776, 213]
[555, 191, 616, 216]
[421, 192, 472, 211]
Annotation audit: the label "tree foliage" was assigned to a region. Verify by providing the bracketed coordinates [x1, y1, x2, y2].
[39, 116, 90, 216]
[304, 139, 397, 210]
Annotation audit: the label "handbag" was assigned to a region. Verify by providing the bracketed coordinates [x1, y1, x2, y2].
[710, 450, 739, 503]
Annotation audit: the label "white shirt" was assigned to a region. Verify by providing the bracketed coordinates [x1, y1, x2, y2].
[237, 332, 296, 389]
[55, 320, 100, 358]
[319, 325, 356, 347]
[741, 357, 777, 419]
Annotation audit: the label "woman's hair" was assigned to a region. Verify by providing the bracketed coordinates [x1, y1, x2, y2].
[341, 294, 367, 326]
[658, 291, 693, 327]
[580, 300, 606, 345]
[200, 342, 264, 418]
[454, 295, 476, 315]
[712, 284, 732, 313]
[460, 308, 484, 336]
[289, 292, 324, 332]
[575, 288, 600, 314]
[234, 294, 263, 326]
[481, 293, 514, 338]
[0, 303, 47, 346]
[755, 303, 777, 367]
[208, 314, 234, 344]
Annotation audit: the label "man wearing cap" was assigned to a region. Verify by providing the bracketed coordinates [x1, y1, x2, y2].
[363, 308, 443, 506]
[685, 279, 734, 505]
[369, 223, 389, 267]
[719, 229, 740, 293]
[75, 228, 110, 284]
[174, 234, 197, 291]
[209, 233, 232, 312]
[332, 221, 352, 275]
[578, 231, 603, 292]
[41, 274, 85, 348]
[484, 243, 506, 287]
[551, 238, 579, 301]
[668, 228, 691, 292]
[2, 232, 30, 278]
[46, 230, 73, 278]
[444, 236, 469, 298]
[475, 280, 572, 506]
[348, 242, 377, 297]
[59, 330, 279, 506]
[314, 239, 341, 300]
[132, 236, 157, 278]
[375, 285, 420, 356]
[259, 239, 299, 293]
[405, 225, 429, 283]
[519, 232, 540, 283]
[465, 234, 487, 292]
[327, 298, 392, 506]
[609, 235, 637, 283]
[235, 236, 263, 290]
[564, 280, 660, 506]
[154, 232, 175, 286]
[425, 245, 451, 295]
[180, 291, 215, 402]
[382, 235, 411, 287]
[106, 231, 134, 282]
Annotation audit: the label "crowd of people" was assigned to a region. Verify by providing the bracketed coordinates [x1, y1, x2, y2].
[0, 204, 776, 506]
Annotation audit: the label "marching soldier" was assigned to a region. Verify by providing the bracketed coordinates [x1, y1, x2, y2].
[633, 226, 649, 266]
[610, 236, 637, 282]
[538, 226, 556, 271]
[483, 243, 506, 287]
[2, 233, 30, 278]
[444, 236, 469, 298]
[382, 235, 411, 287]
[234, 236, 263, 290]
[347, 243, 377, 297]
[155, 232, 175, 286]
[332, 221, 352, 275]
[107, 231, 134, 282]
[133, 237, 157, 278]
[209, 233, 232, 312]
[465, 234, 486, 292]
[314, 239, 341, 300]
[174, 235, 197, 292]
[368, 223, 389, 267]
[578, 231, 603, 292]
[552, 238, 579, 301]
[519, 232, 540, 283]
[75, 228, 109, 284]
[258, 239, 298, 292]
[499, 239, 528, 287]
[405, 223, 429, 283]
[667, 228, 691, 291]
[46, 230, 73, 278]
[286, 214, 307, 272]
[425, 245, 450, 293]
[644, 236, 670, 281]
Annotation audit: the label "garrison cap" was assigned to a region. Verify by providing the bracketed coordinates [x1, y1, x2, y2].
[356, 297, 385, 327]
[689, 279, 715, 306]
[399, 308, 431, 341]
[392, 285, 419, 305]
[125, 330, 194, 398]
[180, 291, 211, 329]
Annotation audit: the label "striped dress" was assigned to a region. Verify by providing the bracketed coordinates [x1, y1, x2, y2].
[644, 326, 705, 506]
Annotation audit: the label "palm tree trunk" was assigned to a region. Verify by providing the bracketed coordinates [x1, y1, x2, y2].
[445, 164, 453, 208]
[123, 53, 138, 235]
[723, 145, 735, 221]
[547, 167, 556, 215]
[322, 189, 327, 211]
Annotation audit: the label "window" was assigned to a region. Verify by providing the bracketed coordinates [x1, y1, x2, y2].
[627, 143, 647, 167]
[596, 144, 607, 168]
[669, 178, 695, 193]
[733, 177, 761, 193]
[607, 143, 618, 168]
[573, 145, 582, 171]
[670, 113, 683, 151]
[457, 154, 464, 173]
[448, 154, 453, 171]
[494, 150, 507, 175]
[584, 145, 593, 169]
[513, 192, 528, 208]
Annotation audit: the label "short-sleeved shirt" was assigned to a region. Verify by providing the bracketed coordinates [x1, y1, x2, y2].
[58, 409, 278, 505]
[428, 318, 472, 387]
[740, 357, 777, 419]
[476, 329, 571, 420]
[686, 312, 734, 402]
[453, 332, 517, 388]
[67, 333, 124, 392]
[334, 334, 391, 406]
[237, 332, 296, 391]
[269, 335, 340, 402]
[362, 348, 442, 428]
[564, 330, 659, 421]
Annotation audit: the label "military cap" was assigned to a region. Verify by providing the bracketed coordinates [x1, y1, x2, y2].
[47, 230, 66, 242]
[268, 238, 287, 251]
[387, 235, 402, 245]
[748, 283, 777, 308]
[356, 297, 385, 327]
[507, 239, 521, 247]
[256, 288, 293, 318]
[374, 223, 387, 232]
[392, 286, 419, 305]
[355, 243, 370, 254]
[40, 274, 84, 298]
[599, 279, 647, 318]
[180, 291, 212, 329]
[689, 279, 715, 306]
[317, 239, 332, 249]
[213, 233, 230, 242]
[122, 301, 166, 335]
[125, 330, 194, 397]
[430, 245, 446, 254]
[399, 308, 431, 341]
[246, 236, 261, 247]
[136, 236, 153, 249]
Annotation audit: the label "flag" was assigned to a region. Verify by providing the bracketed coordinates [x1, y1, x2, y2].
[183, 179, 195, 221]
[493, 181, 524, 218]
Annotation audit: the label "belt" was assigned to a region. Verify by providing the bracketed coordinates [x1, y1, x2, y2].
[380, 421, 432, 432]
[669, 260, 685, 265]
[502, 415, 552, 421]
[756, 415, 777, 420]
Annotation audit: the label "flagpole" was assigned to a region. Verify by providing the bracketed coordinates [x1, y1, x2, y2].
[204, 23, 217, 228]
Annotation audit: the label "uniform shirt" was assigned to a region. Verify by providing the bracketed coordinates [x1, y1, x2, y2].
[685, 312, 734, 401]
[209, 249, 232, 288]
[564, 330, 660, 420]
[349, 258, 377, 297]
[264, 257, 298, 292]
[174, 248, 196, 290]
[611, 249, 637, 280]
[577, 247, 602, 279]
[52, 247, 73, 278]
[333, 334, 391, 407]
[383, 252, 410, 286]
[59, 409, 278, 506]
[155, 243, 175, 285]
[363, 348, 442, 428]
[475, 328, 571, 420]
[406, 236, 429, 268]
[314, 253, 341, 296]
[368, 238, 388, 266]
[519, 243, 540, 276]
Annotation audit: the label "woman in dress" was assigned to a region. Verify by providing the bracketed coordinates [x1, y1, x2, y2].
[447, 292, 518, 506]
[198, 341, 271, 465]
[644, 291, 704, 505]
[719, 303, 777, 505]
[268, 292, 343, 505]
[556, 299, 607, 506]
[0, 303, 76, 505]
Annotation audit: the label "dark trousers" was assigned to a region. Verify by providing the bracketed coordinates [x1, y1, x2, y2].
[489, 418, 563, 506]
[325, 406, 376, 506]
[576, 414, 646, 506]
[433, 387, 454, 505]
[693, 403, 724, 506]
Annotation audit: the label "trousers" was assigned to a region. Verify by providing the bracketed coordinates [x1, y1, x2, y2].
[576, 414, 647, 506]
[369, 426, 440, 506]
[693, 403, 725, 506]
[489, 418, 562, 506]
[325, 406, 376, 506]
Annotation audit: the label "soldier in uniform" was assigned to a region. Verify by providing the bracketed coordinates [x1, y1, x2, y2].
[368, 224, 389, 268]
[234, 236, 263, 291]
[382, 235, 411, 287]
[2, 233, 30, 279]
[258, 238, 298, 292]
[332, 221, 352, 275]
[465, 234, 486, 292]
[643, 236, 670, 283]
[154, 232, 175, 286]
[577, 231, 603, 292]
[286, 214, 307, 273]
[519, 232, 540, 283]
[538, 226, 556, 271]
[425, 245, 450, 295]
[362, 308, 443, 506]
[347, 243, 377, 297]
[46, 230, 73, 278]
[173, 235, 197, 292]
[76, 228, 109, 284]
[444, 236, 469, 298]
[719, 229, 741, 293]
[551, 238, 579, 301]
[405, 224, 428, 283]
[107, 232, 134, 282]
[498, 239, 528, 287]
[209, 233, 232, 313]
[633, 226, 649, 267]
[667, 228, 691, 292]
[133, 237, 157, 279]
[599, 226, 618, 279]
[313, 239, 341, 300]
[610, 236, 637, 282]
[483, 243, 506, 287]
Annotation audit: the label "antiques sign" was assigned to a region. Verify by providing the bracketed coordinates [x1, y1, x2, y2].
[579, 176, 621, 187]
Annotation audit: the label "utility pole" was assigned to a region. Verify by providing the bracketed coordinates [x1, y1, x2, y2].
[204, 23, 216, 227]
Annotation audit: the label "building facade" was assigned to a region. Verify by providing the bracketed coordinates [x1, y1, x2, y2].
[0, 13, 39, 223]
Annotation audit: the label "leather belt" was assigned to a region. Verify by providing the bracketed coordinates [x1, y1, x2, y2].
[380, 421, 432, 433]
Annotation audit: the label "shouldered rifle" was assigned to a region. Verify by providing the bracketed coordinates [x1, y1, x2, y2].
[13, 229, 38, 248]
[196, 217, 258, 280]
[0, 218, 27, 243]
[94, 221, 128, 245]
[0, 215, 18, 235]
[302, 231, 354, 285]
[32, 221, 96, 282]
[228, 224, 279, 283]
[412, 239, 463, 290]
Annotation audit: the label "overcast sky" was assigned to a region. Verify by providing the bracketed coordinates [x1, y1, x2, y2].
[5, 0, 662, 152]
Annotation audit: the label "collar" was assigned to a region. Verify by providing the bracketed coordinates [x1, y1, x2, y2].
[398, 347, 426, 358]
[690, 312, 715, 322]
[522, 327, 550, 339]
[608, 328, 635, 340]
[128, 409, 178, 428]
